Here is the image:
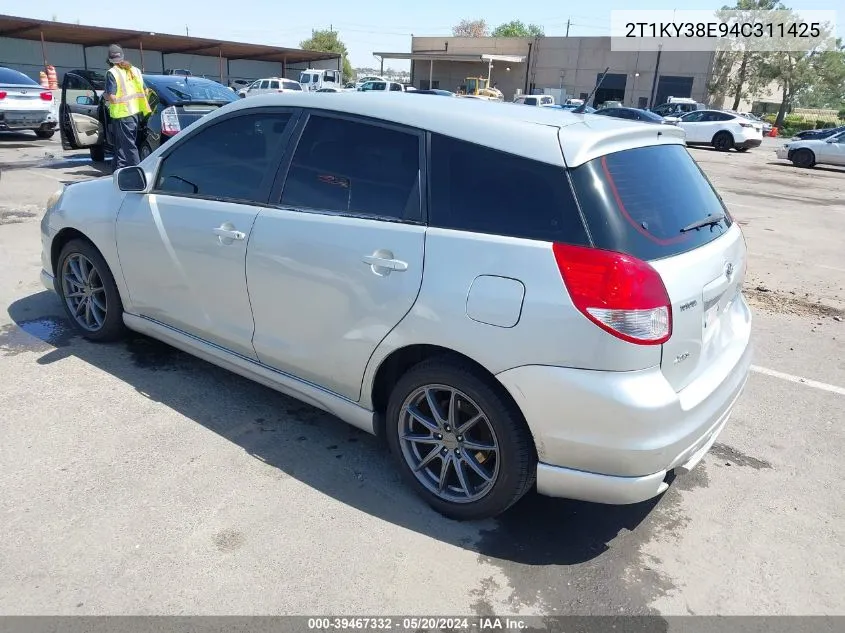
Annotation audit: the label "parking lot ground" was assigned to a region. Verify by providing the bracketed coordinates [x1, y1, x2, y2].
[1, 131, 844, 617]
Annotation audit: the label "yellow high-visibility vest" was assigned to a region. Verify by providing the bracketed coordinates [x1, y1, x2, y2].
[107, 65, 152, 119]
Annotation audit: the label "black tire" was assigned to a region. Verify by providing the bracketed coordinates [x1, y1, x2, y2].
[139, 143, 153, 160]
[57, 238, 127, 342]
[713, 131, 734, 151]
[386, 357, 536, 520]
[35, 129, 55, 139]
[89, 145, 106, 162]
[791, 149, 815, 168]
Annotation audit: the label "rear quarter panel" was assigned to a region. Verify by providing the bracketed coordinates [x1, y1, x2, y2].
[359, 229, 662, 409]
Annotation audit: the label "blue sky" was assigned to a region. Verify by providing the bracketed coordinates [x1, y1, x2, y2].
[5, 0, 842, 69]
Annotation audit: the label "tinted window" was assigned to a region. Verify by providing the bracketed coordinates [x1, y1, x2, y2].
[0, 68, 38, 85]
[155, 112, 293, 202]
[145, 78, 236, 104]
[524, 97, 537, 105]
[270, 80, 280, 89]
[260, 80, 270, 89]
[283, 80, 302, 91]
[429, 134, 589, 244]
[280, 115, 420, 221]
[390, 83, 403, 91]
[569, 144, 732, 261]
[681, 111, 706, 122]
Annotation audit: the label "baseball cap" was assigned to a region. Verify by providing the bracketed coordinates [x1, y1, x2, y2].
[108, 44, 125, 64]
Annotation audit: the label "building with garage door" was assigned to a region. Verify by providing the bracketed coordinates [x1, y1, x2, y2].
[0, 14, 341, 87]
[375, 35, 779, 111]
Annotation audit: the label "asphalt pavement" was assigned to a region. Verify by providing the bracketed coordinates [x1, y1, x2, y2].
[0, 131, 843, 619]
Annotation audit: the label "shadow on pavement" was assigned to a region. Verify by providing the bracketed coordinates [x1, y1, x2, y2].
[6, 290, 660, 567]
[765, 161, 845, 174]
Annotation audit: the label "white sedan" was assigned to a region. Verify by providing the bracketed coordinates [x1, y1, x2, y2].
[775, 130, 845, 168]
[0, 66, 57, 138]
[665, 109, 763, 152]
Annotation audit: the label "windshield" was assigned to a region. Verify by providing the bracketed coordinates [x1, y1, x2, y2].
[299, 73, 313, 84]
[569, 144, 732, 261]
[148, 77, 237, 104]
[0, 68, 38, 86]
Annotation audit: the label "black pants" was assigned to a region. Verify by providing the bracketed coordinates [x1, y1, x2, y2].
[112, 114, 141, 171]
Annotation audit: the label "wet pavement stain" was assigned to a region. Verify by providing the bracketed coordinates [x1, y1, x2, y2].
[0, 210, 36, 225]
[710, 443, 773, 470]
[0, 317, 76, 356]
[471, 466, 712, 617]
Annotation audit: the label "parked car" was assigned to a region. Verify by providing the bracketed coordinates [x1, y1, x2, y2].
[594, 107, 666, 124]
[775, 130, 845, 168]
[665, 109, 763, 151]
[355, 75, 387, 89]
[513, 94, 555, 107]
[651, 100, 706, 117]
[60, 72, 238, 162]
[551, 104, 597, 113]
[164, 69, 192, 77]
[738, 112, 772, 135]
[299, 69, 342, 92]
[0, 66, 57, 138]
[229, 79, 254, 92]
[598, 100, 623, 109]
[239, 78, 303, 98]
[359, 80, 405, 92]
[791, 125, 845, 141]
[316, 87, 341, 93]
[41, 93, 751, 520]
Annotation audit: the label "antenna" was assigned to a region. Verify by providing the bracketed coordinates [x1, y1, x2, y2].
[574, 66, 609, 113]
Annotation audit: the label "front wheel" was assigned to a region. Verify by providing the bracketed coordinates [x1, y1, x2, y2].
[57, 238, 127, 342]
[386, 358, 536, 520]
[713, 131, 734, 151]
[791, 149, 815, 168]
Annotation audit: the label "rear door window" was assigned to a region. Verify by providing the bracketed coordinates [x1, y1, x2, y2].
[279, 114, 421, 221]
[429, 134, 589, 244]
[569, 144, 732, 261]
[259, 80, 270, 89]
[270, 80, 280, 90]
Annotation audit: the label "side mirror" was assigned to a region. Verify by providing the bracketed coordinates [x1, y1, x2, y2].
[115, 166, 147, 192]
[76, 95, 96, 106]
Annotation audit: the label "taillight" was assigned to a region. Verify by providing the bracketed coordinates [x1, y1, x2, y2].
[160, 106, 181, 136]
[552, 243, 672, 345]
[739, 122, 752, 128]
[0, 91, 6, 99]
[40, 91, 53, 101]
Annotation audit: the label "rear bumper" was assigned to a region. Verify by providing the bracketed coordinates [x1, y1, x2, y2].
[735, 138, 762, 149]
[497, 325, 752, 505]
[0, 111, 55, 131]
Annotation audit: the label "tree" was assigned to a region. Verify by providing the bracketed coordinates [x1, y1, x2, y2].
[491, 20, 544, 38]
[794, 39, 844, 108]
[709, 0, 785, 111]
[299, 29, 354, 82]
[452, 19, 489, 38]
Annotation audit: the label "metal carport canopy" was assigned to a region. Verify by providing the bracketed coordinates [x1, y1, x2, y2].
[0, 13, 340, 65]
[373, 52, 525, 63]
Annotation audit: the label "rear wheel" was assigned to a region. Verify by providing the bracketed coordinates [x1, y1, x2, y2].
[386, 358, 536, 520]
[89, 145, 106, 162]
[35, 129, 55, 139]
[713, 131, 734, 151]
[57, 239, 127, 342]
[791, 149, 815, 168]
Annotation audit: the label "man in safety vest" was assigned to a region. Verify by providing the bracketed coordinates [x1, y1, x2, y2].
[105, 44, 151, 170]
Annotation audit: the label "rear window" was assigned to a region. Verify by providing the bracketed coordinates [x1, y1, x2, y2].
[0, 68, 38, 85]
[569, 144, 732, 261]
[429, 134, 589, 244]
[283, 80, 302, 91]
[150, 78, 238, 104]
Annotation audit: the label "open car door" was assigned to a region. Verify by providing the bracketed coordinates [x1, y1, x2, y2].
[60, 72, 104, 150]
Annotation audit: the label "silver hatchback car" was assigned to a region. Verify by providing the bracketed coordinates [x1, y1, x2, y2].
[40, 93, 752, 520]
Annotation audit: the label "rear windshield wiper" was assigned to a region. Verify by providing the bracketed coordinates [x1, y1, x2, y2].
[680, 213, 725, 233]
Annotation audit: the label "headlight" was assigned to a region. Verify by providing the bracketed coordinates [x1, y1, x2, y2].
[45, 186, 65, 214]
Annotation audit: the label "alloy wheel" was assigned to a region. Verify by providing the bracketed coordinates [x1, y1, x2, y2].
[61, 253, 107, 332]
[397, 384, 500, 504]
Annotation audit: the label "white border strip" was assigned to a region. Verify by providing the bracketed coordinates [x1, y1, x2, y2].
[751, 365, 845, 396]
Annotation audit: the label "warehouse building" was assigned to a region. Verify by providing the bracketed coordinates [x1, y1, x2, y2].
[0, 14, 341, 87]
[376, 35, 780, 111]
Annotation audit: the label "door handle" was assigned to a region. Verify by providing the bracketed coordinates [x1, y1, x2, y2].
[213, 226, 246, 241]
[362, 255, 408, 272]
